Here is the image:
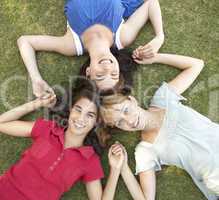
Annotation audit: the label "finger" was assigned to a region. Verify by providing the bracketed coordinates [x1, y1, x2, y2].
[40, 93, 52, 100]
[144, 53, 155, 59]
[108, 146, 113, 157]
[138, 49, 153, 57]
[112, 146, 122, 153]
[134, 59, 145, 64]
[46, 88, 55, 95]
[136, 45, 144, 51]
[113, 150, 123, 156]
[112, 148, 123, 155]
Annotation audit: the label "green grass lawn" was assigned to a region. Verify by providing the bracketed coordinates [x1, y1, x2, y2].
[0, 0, 219, 199]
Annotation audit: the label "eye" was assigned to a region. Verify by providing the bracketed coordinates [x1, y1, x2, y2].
[123, 107, 129, 114]
[87, 113, 95, 118]
[74, 106, 81, 112]
[96, 74, 104, 78]
[111, 73, 118, 77]
[116, 119, 123, 127]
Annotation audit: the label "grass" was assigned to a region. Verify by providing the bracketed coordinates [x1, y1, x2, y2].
[0, 0, 219, 199]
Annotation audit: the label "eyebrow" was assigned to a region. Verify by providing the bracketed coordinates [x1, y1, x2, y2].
[74, 105, 82, 109]
[88, 111, 96, 116]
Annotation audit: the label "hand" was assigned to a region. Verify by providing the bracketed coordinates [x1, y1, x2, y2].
[133, 53, 158, 65]
[132, 35, 164, 62]
[34, 92, 57, 108]
[120, 144, 129, 170]
[108, 142, 125, 171]
[32, 79, 55, 98]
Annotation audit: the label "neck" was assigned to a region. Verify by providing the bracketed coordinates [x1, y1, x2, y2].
[81, 25, 113, 58]
[64, 128, 85, 149]
[142, 109, 164, 131]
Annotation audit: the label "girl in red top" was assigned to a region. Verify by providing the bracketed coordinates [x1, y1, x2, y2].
[0, 80, 147, 200]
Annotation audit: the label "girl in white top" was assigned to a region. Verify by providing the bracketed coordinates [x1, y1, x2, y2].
[100, 53, 219, 200]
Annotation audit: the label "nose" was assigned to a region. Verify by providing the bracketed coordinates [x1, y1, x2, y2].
[77, 113, 86, 124]
[125, 114, 137, 128]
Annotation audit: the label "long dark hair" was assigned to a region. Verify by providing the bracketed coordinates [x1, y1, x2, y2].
[48, 78, 104, 156]
[79, 48, 137, 96]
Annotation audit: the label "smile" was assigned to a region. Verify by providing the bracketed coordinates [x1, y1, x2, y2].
[99, 58, 113, 64]
[72, 120, 85, 129]
[133, 115, 140, 128]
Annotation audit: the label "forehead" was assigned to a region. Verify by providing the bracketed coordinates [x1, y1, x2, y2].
[73, 98, 97, 113]
[101, 100, 129, 125]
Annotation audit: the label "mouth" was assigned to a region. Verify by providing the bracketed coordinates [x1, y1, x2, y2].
[133, 115, 140, 129]
[71, 120, 85, 129]
[99, 58, 113, 64]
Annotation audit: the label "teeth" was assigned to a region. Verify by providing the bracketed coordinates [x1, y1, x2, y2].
[72, 121, 85, 129]
[134, 116, 139, 128]
[100, 59, 112, 64]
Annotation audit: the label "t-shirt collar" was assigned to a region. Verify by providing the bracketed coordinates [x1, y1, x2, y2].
[51, 122, 95, 159]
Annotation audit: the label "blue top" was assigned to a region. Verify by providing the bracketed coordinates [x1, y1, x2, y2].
[135, 82, 219, 200]
[64, 0, 144, 36]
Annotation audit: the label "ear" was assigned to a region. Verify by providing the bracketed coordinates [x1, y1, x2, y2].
[86, 66, 91, 77]
[128, 95, 138, 106]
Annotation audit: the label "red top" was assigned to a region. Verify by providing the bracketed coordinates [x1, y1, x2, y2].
[4, 118, 104, 200]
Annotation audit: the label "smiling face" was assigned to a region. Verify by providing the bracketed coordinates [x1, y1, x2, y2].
[68, 98, 97, 136]
[101, 96, 146, 131]
[86, 53, 120, 91]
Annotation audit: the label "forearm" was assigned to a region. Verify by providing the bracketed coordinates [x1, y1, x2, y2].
[0, 100, 41, 123]
[139, 171, 156, 200]
[155, 53, 204, 94]
[121, 165, 146, 200]
[155, 54, 204, 70]
[17, 37, 42, 81]
[101, 168, 120, 200]
[148, 0, 164, 37]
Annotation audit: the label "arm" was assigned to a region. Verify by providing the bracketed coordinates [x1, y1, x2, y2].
[139, 170, 156, 200]
[121, 165, 146, 200]
[135, 53, 204, 94]
[86, 143, 124, 200]
[119, 145, 146, 200]
[0, 93, 56, 137]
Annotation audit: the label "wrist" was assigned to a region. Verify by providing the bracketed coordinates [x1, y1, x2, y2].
[30, 99, 43, 110]
[31, 76, 43, 83]
[110, 166, 122, 174]
[121, 163, 129, 174]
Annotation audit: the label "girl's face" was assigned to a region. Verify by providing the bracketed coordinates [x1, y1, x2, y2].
[86, 53, 120, 91]
[101, 96, 146, 131]
[68, 98, 97, 136]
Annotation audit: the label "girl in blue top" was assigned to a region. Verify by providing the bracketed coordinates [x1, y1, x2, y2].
[17, 0, 164, 96]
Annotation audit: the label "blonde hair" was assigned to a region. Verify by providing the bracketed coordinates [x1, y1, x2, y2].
[100, 93, 128, 126]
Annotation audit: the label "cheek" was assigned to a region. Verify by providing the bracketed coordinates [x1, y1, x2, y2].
[87, 118, 96, 128]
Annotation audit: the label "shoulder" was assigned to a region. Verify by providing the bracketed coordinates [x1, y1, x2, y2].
[150, 82, 186, 109]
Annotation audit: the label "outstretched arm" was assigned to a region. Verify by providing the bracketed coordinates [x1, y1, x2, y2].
[0, 93, 56, 137]
[86, 143, 124, 200]
[135, 53, 204, 94]
[139, 170, 156, 200]
[121, 165, 147, 200]
[17, 30, 76, 97]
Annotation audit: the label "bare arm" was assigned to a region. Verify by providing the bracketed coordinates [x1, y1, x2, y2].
[86, 169, 121, 200]
[121, 165, 146, 200]
[86, 143, 124, 200]
[135, 53, 204, 94]
[155, 54, 204, 94]
[139, 170, 156, 200]
[0, 93, 56, 137]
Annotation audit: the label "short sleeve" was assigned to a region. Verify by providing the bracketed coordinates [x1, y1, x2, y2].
[82, 155, 104, 183]
[135, 142, 161, 175]
[31, 118, 53, 140]
[150, 82, 186, 109]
